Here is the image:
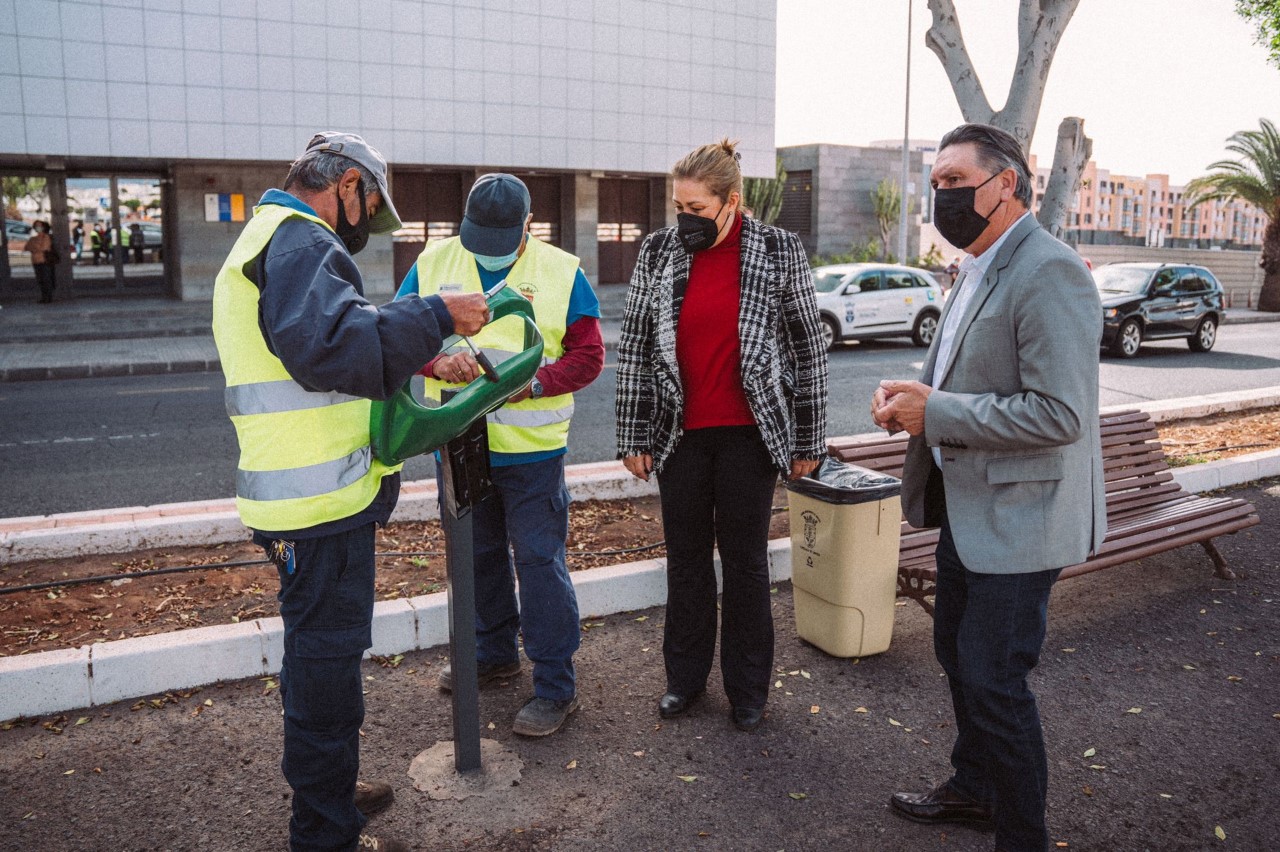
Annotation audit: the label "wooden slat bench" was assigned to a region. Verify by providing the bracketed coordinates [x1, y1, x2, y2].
[826, 410, 1261, 615]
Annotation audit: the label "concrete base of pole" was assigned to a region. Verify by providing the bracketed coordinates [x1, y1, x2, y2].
[407, 738, 524, 801]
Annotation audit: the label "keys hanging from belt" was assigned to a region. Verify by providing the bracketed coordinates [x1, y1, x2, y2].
[269, 539, 296, 575]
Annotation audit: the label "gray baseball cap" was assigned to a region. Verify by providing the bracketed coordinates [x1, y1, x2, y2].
[302, 131, 402, 234]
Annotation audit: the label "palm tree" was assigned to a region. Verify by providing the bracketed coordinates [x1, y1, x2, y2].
[1185, 118, 1280, 311]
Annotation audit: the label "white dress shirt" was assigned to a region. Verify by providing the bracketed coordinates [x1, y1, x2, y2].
[930, 211, 1031, 467]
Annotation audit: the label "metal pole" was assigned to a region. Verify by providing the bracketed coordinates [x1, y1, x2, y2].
[441, 442, 483, 773]
[109, 175, 124, 290]
[898, 0, 913, 263]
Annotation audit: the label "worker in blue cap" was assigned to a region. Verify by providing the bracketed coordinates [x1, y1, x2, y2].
[398, 173, 604, 737]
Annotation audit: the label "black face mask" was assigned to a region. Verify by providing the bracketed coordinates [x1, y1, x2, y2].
[335, 179, 371, 255]
[933, 171, 1004, 249]
[676, 201, 731, 253]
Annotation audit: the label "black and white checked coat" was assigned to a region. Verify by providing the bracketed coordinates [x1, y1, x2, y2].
[614, 215, 829, 475]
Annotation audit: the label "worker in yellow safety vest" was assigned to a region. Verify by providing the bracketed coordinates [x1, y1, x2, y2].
[397, 173, 604, 738]
[212, 132, 488, 852]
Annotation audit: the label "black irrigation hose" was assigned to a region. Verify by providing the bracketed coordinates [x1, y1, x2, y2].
[0, 506, 791, 597]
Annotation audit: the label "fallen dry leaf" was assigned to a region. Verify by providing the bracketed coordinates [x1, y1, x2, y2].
[1083, 747, 1097, 758]
[810, 706, 820, 714]
[677, 774, 697, 782]
[888, 718, 902, 727]
[564, 759, 577, 771]
[788, 792, 807, 800]
[1125, 707, 1142, 714]
[1215, 826, 1226, 841]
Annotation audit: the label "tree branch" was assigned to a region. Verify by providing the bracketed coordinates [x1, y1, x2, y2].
[925, 0, 994, 123]
[1037, 116, 1092, 237]
[995, 0, 1082, 152]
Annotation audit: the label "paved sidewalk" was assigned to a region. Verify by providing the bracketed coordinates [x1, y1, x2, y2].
[0, 288, 631, 381]
[1, 287, 1276, 382]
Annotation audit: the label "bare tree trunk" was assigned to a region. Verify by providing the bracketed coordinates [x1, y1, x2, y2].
[1258, 212, 1280, 312]
[926, 0, 1090, 245]
[926, 0, 1081, 151]
[1037, 117, 1092, 237]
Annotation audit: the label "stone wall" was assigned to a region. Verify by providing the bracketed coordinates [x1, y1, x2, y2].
[779, 144, 922, 260]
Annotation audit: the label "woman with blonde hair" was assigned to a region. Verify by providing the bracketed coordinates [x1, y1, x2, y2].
[615, 139, 828, 731]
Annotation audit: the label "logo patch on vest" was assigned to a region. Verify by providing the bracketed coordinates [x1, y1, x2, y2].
[439, 283, 463, 293]
[517, 282, 538, 302]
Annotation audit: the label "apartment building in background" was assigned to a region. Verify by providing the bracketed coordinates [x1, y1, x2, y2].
[1028, 156, 1266, 250]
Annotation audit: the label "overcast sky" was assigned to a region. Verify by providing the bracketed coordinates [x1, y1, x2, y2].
[775, 0, 1280, 186]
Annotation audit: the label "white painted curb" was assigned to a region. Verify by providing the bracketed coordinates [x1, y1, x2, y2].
[0, 461, 658, 563]
[4, 387, 1278, 563]
[2, 393, 1278, 722]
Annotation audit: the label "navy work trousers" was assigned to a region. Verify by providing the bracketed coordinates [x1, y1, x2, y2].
[933, 512, 1061, 852]
[656, 426, 779, 710]
[274, 524, 375, 852]
[471, 455, 579, 701]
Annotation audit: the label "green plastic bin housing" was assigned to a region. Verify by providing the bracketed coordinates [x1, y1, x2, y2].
[370, 287, 543, 466]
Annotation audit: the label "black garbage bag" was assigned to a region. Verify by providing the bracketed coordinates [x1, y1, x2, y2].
[784, 457, 901, 505]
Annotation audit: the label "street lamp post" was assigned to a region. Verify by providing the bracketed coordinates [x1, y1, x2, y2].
[898, 0, 913, 263]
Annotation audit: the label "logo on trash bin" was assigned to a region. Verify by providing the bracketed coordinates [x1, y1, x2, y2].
[800, 510, 820, 551]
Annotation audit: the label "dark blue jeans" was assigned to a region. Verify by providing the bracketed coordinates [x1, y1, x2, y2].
[471, 455, 579, 701]
[933, 513, 1060, 852]
[274, 524, 375, 852]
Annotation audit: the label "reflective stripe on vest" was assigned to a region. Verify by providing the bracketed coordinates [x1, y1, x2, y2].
[224, 380, 363, 417]
[212, 202, 401, 532]
[238, 446, 371, 501]
[415, 236, 581, 455]
[488, 402, 576, 428]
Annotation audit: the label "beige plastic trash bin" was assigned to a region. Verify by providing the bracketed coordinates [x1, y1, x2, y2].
[785, 459, 902, 657]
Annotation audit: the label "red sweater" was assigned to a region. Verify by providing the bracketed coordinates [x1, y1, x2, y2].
[676, 213, 756, 430]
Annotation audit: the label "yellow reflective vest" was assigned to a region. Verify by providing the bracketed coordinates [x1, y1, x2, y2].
[212, 203, 401, 532]
[416, 236, 579, 454]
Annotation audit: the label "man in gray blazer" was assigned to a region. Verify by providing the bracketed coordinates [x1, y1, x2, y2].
[872, 123, 1105, 852]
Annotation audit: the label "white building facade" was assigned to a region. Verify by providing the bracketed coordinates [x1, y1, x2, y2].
[0, 0, 778, 298]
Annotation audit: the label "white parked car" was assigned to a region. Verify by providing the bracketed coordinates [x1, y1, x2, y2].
[811, 263, 944, 351]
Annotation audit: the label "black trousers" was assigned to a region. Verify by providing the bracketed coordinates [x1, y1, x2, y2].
[657, 426, 778, 709]
[34, 263, 55, 302]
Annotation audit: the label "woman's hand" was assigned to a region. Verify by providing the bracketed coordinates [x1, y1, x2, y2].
[623, 454, 654, 482]
[789, 458, 821, 481]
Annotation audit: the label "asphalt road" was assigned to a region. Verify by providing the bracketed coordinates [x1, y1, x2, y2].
[2, 323, 1278, 517]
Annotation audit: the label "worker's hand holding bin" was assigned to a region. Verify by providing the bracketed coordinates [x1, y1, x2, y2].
[785, 458, 903, 657]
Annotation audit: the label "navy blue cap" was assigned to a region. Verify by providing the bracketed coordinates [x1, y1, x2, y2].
[460, 173, 531, 256]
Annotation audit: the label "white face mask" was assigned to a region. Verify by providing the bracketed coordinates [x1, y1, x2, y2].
[475, 249, 519, 271]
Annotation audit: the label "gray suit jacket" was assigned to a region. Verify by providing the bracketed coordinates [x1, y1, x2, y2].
[901, 215, 1107, 573]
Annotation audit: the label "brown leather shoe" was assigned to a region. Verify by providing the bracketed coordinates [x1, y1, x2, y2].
[889, 781, 994, 831]
[354, 779, 394, 816]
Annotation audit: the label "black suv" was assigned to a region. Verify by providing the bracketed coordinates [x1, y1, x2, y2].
[1094, 262, 1224, 358]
